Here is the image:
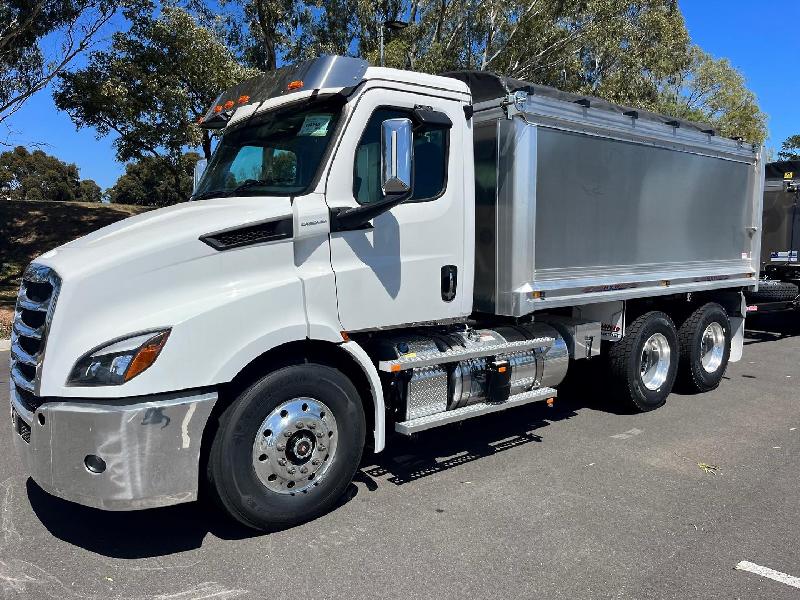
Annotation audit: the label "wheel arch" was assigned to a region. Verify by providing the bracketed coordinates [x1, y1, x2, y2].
[208, 338, 385, 459]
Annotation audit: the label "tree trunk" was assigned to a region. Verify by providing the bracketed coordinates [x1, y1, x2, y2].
[255, 0, 278, 70]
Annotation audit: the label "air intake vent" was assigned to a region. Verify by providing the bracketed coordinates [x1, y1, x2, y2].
[200, 218, 292, 251]
[10, 263, 61, 396]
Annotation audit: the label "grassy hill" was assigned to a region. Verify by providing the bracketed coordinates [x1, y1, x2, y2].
[0, 200, 153, 338]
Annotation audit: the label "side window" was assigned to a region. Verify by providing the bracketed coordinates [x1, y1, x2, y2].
[353, 108, 448, 205]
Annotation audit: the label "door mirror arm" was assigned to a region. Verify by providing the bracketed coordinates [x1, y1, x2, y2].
[330, 191, 411, 232]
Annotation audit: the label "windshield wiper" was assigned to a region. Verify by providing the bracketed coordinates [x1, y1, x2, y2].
[233, 178, 293, 192]
[192, 189, 236, 201]
[192, 178, 294, 201]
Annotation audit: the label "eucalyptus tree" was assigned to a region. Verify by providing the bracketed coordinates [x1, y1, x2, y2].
[55, 7, 256, 199]
[777, 135, 800, 161]
[0, 0, 128, 135]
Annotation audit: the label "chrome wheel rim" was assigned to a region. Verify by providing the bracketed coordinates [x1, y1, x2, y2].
[640, 333, 671, 391]
[252, 398, 338, 495]
[700, 322, 725, 373]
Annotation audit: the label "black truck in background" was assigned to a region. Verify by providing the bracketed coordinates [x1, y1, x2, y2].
[746, 160, 800, 313]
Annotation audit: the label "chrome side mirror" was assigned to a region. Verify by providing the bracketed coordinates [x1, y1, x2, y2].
[381, 118, 413, 196]
[193, 158, 208, 193]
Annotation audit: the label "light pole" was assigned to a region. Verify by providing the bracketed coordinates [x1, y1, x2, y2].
[379, 19, 409, 67]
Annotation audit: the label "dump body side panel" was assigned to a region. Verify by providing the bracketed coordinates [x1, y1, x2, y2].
[534, 127, 752, 271]
[472, 99, 762, 316]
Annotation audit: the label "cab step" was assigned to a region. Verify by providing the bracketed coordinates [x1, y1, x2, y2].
[394, 386, 558, 435]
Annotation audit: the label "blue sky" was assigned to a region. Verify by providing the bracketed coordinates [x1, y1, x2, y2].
[5, 1, 799, 190]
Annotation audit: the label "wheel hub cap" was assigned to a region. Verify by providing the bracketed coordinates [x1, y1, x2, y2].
[287, 432, 315, 464]
[640, 333, 671, 391]
[252, 398, 338, 495]
[700, 322, 725, 373]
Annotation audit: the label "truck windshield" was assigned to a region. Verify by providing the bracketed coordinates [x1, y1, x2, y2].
[193, 98, 343, 200]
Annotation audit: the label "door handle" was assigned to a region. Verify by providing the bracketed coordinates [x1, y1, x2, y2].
[441, 265, 457, 302]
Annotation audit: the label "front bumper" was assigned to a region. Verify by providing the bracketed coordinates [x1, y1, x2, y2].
[10, 384, 217, 510]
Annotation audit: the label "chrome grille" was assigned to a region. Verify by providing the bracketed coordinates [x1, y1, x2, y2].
[10, 264, 61, 396]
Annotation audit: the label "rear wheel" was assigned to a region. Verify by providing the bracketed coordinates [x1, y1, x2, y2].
[207, 364, 365, 531]
[608, 311, 679, 411]
[676, 302, 731, 393]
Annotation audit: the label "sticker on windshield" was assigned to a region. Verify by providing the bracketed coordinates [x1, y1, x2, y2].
[299, 114, 332, 137]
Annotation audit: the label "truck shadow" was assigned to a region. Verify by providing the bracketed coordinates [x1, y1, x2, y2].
[744, 311, 800, 345]
[25, 478, 257, 557]
[359, 365, 624, 486]
[360, 401, 572, 486]
[25, 365, 619, 558]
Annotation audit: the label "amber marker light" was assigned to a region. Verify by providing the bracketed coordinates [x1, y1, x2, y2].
[238, 95, 250, 104]
[124, 331, 170, 382]
[213, 105, 223, 113]
[223, 100, 235, 110]
[287, 80, 304, 91]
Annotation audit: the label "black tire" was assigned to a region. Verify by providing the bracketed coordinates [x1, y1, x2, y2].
[676, 303, 731, 393]
[608, 311, 679, 412]
[745, 279, 799, 303]
[207, 364, 365, 531]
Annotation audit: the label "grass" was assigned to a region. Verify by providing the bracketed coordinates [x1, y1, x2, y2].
[0, 200, 152, 337]
[0, 307, 10, 339]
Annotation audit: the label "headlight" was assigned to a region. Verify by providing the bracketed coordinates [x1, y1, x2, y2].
[67, 330, 170, 386]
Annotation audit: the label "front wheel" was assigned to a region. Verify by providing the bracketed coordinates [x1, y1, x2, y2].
[676, 302, 731, 393]
[207, 364, 365, 531]
[608, 311, 679, 412]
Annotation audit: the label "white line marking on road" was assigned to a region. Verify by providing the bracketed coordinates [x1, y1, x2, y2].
[735, 561, 800, 589]
[611, 428, 642, 440]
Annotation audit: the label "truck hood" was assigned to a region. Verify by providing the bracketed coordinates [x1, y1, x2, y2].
[31, 195, 310, 397]
[38, 196, 291, 280]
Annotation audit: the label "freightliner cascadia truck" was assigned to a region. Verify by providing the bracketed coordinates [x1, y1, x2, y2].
[9, 56, 764, 530]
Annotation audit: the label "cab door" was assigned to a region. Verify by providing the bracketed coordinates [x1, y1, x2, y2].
[325, 89, 467, 331]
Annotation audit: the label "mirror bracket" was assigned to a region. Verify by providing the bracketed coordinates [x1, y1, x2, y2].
[330, 190, 411, 232]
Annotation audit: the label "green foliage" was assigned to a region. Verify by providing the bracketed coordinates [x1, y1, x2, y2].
[0, 0, 124, 130]
[50, 0, 767, 205]
[0, 145, 101, 202]
[777, 135, 800, 161]
[79, 179, 103, 203]
[107, 152, 201, 206]
[657, 47, 767, 144]
[54, 6, 257, 199]
[226, 0, 762, 142]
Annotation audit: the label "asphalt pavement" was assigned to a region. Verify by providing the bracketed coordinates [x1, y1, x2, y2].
[0, 312, 798, 599]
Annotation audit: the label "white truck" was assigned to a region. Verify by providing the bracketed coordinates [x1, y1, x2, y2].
[9, 56, 764, 530]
